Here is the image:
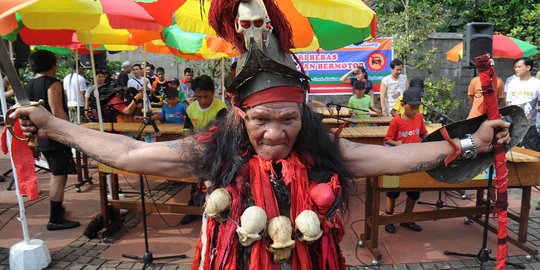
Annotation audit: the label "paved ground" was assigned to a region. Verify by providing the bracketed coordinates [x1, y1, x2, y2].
[1, 156, 540, 269]
[1, 191, 540, 269]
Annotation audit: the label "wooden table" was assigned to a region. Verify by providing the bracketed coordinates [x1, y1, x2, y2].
[361, 147, 540, 262]
[334, 124, 442, 145]
[81, 122, 184, 142]
[322, 117, 393, 129]
[310, 104, 351, 117]
[97, 163, 202, 236]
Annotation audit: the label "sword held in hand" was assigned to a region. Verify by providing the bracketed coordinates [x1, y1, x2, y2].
[0, 41, 43, 148]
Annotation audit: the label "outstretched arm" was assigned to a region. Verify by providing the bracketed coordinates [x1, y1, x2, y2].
[14, 106, 195, 179]
[340, 119, 510, 178]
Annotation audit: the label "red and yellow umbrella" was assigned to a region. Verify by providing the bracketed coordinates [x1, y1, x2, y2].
[446, 34, 537, 62]
[136, 0, 376, 51]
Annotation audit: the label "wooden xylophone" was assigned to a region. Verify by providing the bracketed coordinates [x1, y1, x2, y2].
[361, 147, 540, 262]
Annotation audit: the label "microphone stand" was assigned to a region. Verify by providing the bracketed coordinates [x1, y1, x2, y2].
[443, 166, 525, 269]
[134, 111, 161, 141]
[420, 102, 523, 268]
[122, 114, 187, 269]
[420, 102, 455, 125]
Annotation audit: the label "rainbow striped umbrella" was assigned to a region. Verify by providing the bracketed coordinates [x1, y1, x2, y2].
[137, 0, 376, 51]
[446, 34, 537, 62]
[162, 24, 236, 59]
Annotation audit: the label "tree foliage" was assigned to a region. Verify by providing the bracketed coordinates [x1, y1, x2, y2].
[371, 0, 540, 61]
[370, 0, 450, 73]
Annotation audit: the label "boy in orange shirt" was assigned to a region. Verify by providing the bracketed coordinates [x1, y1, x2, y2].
[384, 86, 428, 233]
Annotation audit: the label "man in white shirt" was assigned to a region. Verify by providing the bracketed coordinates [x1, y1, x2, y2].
[63, 63, 87, 123]
[127, 64, 152, 91]
[505, 57, 540, 152]
[380, 59, 408, 116]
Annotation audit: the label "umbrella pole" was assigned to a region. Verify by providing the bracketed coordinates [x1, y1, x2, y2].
[142, 44, 148, 118]
[1, 76, 51, 270]
[75, 51, 81, 124]
[221, 58, 225, 102]
[87, 31, 104, 132]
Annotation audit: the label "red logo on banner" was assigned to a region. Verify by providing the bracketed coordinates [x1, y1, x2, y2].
[367, 52, 386, 72]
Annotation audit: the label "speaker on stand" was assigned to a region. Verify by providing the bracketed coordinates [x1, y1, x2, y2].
[463, 22, 493, 67]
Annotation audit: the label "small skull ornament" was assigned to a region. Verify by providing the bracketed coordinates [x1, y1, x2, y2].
[295, 210, 322, 244]
[204, 188, 231, 220]
[235, 0, 272, 49]
[267, 216, 295, 263]
[236, 206, 267, 246]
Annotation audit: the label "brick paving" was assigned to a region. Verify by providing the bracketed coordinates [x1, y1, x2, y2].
[1, 189, 540, 269]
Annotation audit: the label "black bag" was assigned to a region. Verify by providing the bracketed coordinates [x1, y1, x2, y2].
[88, 83, 125, 122]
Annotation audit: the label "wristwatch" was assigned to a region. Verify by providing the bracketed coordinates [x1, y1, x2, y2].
[459, 134, 477, 159]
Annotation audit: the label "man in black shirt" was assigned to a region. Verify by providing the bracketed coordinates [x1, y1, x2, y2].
[25, 50, 80, 231]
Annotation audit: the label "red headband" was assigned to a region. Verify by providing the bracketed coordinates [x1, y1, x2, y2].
[240, 86, 305, 109]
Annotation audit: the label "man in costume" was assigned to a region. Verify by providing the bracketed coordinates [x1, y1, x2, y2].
[13, 0, 511, 269]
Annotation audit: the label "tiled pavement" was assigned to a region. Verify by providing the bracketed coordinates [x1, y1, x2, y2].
[1, 189, 540, 269]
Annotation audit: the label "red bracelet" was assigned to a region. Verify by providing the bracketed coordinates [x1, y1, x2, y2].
[440, 127, 461, 167]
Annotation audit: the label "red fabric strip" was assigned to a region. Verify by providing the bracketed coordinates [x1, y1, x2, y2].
[475, 54, 508, 270]
[241, 86, 304, 109]
[1, 122, 39, 200]
[439, 127, 460, 167]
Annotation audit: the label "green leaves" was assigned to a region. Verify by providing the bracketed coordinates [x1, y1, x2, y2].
[423, 78, 459, 122]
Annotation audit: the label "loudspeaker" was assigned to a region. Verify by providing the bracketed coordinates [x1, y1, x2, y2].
[80, 53, 107, 70]
[463, 22, 493, 66]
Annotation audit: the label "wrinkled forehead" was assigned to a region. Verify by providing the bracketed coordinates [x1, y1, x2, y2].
[245, 101, 301, 115]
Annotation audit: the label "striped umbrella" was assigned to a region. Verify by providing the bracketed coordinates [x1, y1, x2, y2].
[137, 0, 376, 51]
[446, 34, 537, 62]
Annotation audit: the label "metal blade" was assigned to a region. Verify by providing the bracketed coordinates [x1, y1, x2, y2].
[0, 41, 30, 105]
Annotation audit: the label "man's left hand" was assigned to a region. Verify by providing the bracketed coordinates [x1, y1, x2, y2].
[473, 119, 511, 153]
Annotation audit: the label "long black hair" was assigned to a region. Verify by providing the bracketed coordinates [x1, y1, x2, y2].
[189, 103, 354, 206]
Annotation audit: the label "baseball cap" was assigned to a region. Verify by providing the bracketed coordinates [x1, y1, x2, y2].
[402, 87, 423, 106]
[169, 78, 180, 86]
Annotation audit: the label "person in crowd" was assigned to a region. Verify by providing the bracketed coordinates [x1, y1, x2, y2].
[150, 67, 170, 107]
[384, 87, 428, 234]
[180, 75, 227, 225]
[101, 87, 142, 123]
[84, 69, 108, 120]
[391, 77, 425, 117]
[340, 66, 375, 108]
[62, 62, 87, 123]
[180, 67, 195, 102]
[348, 81, 378, 118]
[145, 63, 156, 85]
[13, 4, 511, 267]
[127, 64, 152, 91]
[184, 75, 227, 131]
[116, 61, 132, 87]
[159, 87, 187, 124]
[169, 78, 189, 105]
[467, 63, 505, 119]
[380, 59, 408, 116]
[24, 50, 80, 231]
[505, 57, 540, 152]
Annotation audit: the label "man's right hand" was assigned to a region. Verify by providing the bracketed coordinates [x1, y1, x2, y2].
[10, 105, 54, 139]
